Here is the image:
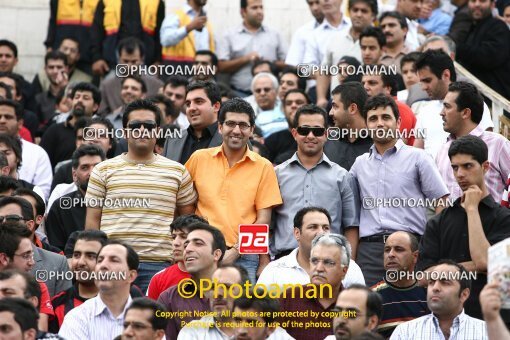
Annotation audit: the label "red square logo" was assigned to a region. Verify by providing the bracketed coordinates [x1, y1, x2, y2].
[239, 224, 269, 254]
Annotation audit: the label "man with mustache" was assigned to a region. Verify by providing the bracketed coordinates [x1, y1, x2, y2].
[349, 94, 448, 286]
[371, 231, 428, 337]
[379, 11, 410, 73]
[46, 145, 106, 251]
[391, 261, 488, 339]
[40, 82, 100, 169]
[324, 284, 382, 340]
[178, 264, 249, 339]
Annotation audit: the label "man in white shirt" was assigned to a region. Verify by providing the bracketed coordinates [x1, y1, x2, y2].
[59, 241, 139, 340]
[0, 99, 52, 200]
[396, 0, 423, 51]
[258, 207, 364, 288]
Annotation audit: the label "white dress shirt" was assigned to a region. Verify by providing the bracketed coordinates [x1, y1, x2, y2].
[19, 138, 52, 200]
[285, 20, 321, 66]
[257, 248, 365, 288]
[59, 294, 133, 340]
[303, 17, 351, 66]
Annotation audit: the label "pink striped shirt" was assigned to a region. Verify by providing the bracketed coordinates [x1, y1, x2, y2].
[436, 125, 510, 201]
[502, 173, 510, 207]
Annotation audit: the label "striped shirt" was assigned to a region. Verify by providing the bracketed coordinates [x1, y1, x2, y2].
[436, 125, 510, 202]
[502, 173, 510, 207]
[58, 294, 132, 340]
[85, 154, 197, 262]
[390, 310, 488, 340]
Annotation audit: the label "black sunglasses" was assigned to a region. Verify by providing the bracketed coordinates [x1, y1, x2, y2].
[127, 121, 157, 130]
[296, 126, 326, 137]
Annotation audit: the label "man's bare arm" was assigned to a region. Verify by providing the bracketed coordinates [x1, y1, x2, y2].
[344, 227, 359, 261]
[85, 207, 102, 230]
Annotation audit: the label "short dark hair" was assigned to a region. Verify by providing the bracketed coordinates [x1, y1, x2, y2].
[195, 50, 219, 67]
[74, 116, 92, 133]
[331, 82, 368, 113]
[433, 260, 472, 295]
[0, 176, 20, 194]
[0, 133, 22, 168]
[121, 75, 147, 94]
[156, 124, 179, 147]
[85, 117, 117, 158]
[0, 222, 32, 260]
[186, 80, 221, 106]
[216, 264, 250, 285]
[99, 240, 139, 271]
[241, 0, 248, 9]
[0, 270, 40, 302]
[0, 98, 23, 120]
[447, 81, 483, 124]
[148, 94, 178, 119]
[279, 67, 307, 91]
[12, 188, 45, 217]
[448, 135, 488, 165]
[400, 51, 422, 71]
[122, 99, 162, 128]
[0, 72, 23, 98]
[164, 76, 189, 90]
[0, 152, 7, 167]
[0, 40, 18, 58]
[71, 82, 101, 105]
[0, 196, 34, 221]
[0, 298, 38, 332]
[76, 230, 108, 247]
[379, 11, 408, 29]
[293, 104, 329, 128]
[251, 60, 278, 77]
[415, 49, 456, 82]
[293, 207, 332, 231]
[117, 37, 145, 58]
[0, 82, 13, 99]
[362, 94, 399, 121]
[71, 144, 106, 169]
[343, 284, 383, 321]
[170, 214, 208, 233]
[186, 222, 227, 263]
[359, 26, 386, 48]
[233, 289, 280, 324]
[219, 97, 255, 127]
[349, 0, 378, 15]
[283, 88, 311, 106]
[44, 50, 68, 66]
[126, 298, 168, 330]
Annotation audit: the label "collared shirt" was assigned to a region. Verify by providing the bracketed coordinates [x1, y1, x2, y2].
[303, 17, 351, 66]
[350, 139, 449, 237]
[322, 28, 361, 68]
[217, 24, 287, 92]
[177, 315, 230, 340]
[435, 125, 510, 202]
[390, 310, 487, 340]
[405, 18, 421, 52]
[418, 8, 453, 35]
[180, 121, 217, 164]
[380, 46, 410, 73]
[285, 20, 321, 66]
[257, 248, 365, 288]
[417, 195, 510, 319]
[185, 145, 282, 246]
[273, 153, 357, 254]
[278, 284, 342, 340]
[324, 136, 373, 171]
[19, 138, 53, 200]
[58, 294, 133, 340]
[255, 107, 288, 138]
[158, 283, 209, 340]
[160, 4, 212, 52]
[105, 106, 124, 131]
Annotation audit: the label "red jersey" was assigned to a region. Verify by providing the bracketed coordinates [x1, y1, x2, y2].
[395, 99, 417, 146]
[146, 263, 190, 300]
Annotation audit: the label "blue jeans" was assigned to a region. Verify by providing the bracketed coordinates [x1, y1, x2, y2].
[235, 254, 259, 284]
[135, 262, 170, 294]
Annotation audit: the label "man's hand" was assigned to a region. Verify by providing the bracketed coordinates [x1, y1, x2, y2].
[92, 59, 110, 76]
[55, 69, 69, 89]
[480, 282, 502, 322]
[461, 185, 483, 212]
[317, 97, 329, 109]
[222, 247, 240, 265]
[186, 16, 207, 32]
[245, 52, 261, 63]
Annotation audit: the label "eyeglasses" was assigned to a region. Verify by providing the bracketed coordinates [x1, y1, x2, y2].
[310, 257, 337, 268]
[254, 87, 273, 94]
[14, 251, 34, 261]
[296, 126, 326, 137]
[127, 121, 157, 130]
[0, 215, 25, 223]
[223, 120, 251, 130]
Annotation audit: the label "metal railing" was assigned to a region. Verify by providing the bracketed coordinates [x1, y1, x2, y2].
[454, 61, 510, 138]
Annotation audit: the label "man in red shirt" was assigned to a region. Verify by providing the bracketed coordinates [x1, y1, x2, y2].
[362, 65, 417, 145]
[146, 214, 207, 300]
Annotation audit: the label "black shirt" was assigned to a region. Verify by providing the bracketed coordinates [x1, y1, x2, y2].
[51, 161, 73, 192]
[179, 122, 217, 164]
[417, 195, 510, 320]
[40, 116, 77, 169]
[46, 190, 86, 251]
[324, 136, 373, 171]
[265, 129, 296, 164]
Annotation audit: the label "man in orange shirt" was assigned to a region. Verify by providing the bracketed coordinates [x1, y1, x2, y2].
[185, 97, 282, 283]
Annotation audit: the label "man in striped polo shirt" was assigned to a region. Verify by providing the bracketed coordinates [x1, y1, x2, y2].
[85, 99, 197, 292]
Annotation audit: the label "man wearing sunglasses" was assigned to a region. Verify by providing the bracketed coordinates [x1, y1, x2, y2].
[272, 104, 358, 261]
[85, 99, 197, 293]
[185, 97, 282, 283]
